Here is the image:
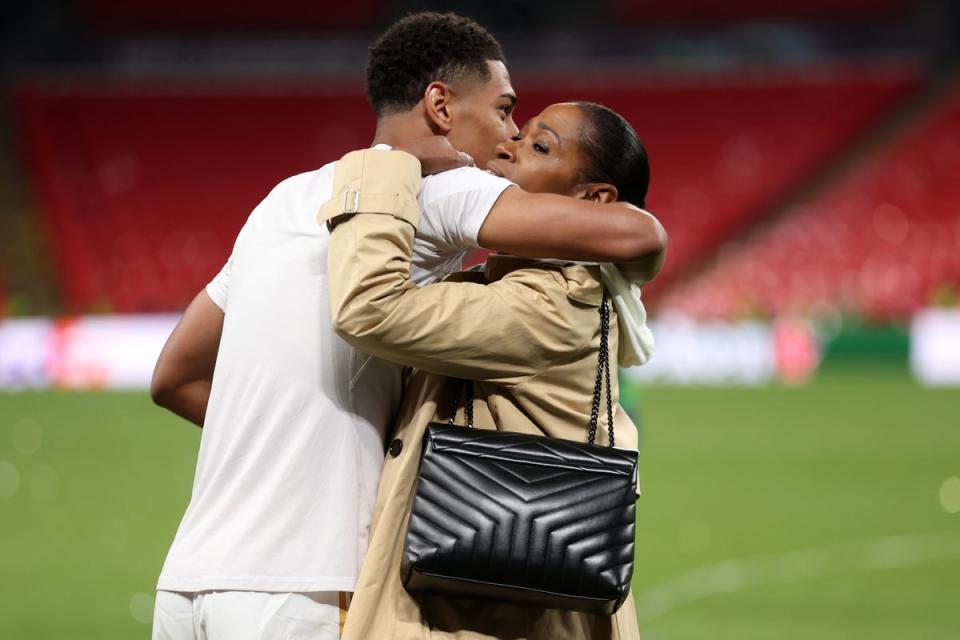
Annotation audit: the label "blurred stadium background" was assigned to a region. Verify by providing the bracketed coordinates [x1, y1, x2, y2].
[1, 1, 959, 638]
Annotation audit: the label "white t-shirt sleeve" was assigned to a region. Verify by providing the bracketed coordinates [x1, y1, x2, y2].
[205, 214, 255, 311]
[205, 255, 232, 311]
[417, 167, 513, 252]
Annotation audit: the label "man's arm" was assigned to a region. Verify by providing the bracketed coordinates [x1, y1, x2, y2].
[477, 187, 667, 263]
[150, 290, 224, 427]
[617, 244, 667, 285]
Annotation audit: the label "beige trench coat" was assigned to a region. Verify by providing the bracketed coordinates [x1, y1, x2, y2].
[320, 150, 642, 640]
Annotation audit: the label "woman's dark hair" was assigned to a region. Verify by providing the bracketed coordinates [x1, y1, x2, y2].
[573, 102, 650, 209]
[366, 12, 505, 117]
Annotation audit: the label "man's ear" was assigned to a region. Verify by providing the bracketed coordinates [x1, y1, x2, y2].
[577, 183, 618, 204]
[423, 81, 454, 134]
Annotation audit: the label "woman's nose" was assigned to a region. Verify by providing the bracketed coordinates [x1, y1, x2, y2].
[495, 140, 516, 161]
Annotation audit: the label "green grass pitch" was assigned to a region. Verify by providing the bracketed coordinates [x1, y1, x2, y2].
[0, 363, 958, 639]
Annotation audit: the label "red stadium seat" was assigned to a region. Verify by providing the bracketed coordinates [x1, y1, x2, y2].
[15, 81, 375, 312]
[660, 82, 960, 321]
[511, 64, 918, 301]
[13, 65, 918, 313]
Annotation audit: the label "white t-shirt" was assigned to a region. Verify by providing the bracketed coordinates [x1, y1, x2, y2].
[157, 161, 512, 594]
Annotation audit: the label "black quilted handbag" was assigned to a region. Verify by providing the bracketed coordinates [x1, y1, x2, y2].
[401, 292, 638, 615]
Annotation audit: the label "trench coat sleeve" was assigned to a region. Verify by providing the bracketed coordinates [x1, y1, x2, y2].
[323, 150, 594, 387]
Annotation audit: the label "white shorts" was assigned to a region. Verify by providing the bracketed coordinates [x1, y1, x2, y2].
[152, 590, 349, 640]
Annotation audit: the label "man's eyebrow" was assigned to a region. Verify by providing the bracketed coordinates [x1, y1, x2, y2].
[537, 122, 561, 144]
[500, 93, 517, 108]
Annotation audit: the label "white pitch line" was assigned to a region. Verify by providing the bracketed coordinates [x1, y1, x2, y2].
[634, 530, 960, 624]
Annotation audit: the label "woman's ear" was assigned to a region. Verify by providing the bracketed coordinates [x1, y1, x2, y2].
[423, 81, 454, 134]
[578, 183, 618, 204]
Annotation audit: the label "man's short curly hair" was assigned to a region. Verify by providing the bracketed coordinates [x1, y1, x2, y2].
[366, 12, 505, 117]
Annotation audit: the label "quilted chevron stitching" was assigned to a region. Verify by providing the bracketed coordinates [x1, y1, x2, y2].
[425, 429, 636, 475]
[431, 430, 636, 465]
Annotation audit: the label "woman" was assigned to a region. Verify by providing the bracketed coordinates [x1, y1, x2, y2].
[323, 102, 665, 639]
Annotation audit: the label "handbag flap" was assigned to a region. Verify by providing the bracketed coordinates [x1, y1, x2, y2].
[424, 423, 637, 478]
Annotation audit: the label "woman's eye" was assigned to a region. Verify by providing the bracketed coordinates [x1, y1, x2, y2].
[533, 142, 549, 154]
[511, 134, 523, 142]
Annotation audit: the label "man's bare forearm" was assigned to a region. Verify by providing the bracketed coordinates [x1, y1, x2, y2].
[150, 290, 223, 429]
[477, 188, 667, 263]
[152, 381, 210, 428]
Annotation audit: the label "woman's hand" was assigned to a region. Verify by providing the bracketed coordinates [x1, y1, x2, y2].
[394, 136, 474, 176]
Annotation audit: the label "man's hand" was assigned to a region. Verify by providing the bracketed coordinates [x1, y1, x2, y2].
[394, 136, 474, 176]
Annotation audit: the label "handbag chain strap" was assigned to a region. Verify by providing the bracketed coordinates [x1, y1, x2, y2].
[448, 378, 475, 428]
[587, 291, 614, 447]
[447, 291, 613, 446]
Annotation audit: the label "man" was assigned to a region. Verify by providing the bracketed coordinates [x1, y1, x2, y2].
[151, 12, 665, 640]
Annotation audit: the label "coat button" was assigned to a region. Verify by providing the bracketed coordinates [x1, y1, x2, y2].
[389, 439, 403, 457]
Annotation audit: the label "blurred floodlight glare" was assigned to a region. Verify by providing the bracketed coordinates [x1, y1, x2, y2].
[910, 309, 960, 384]
[11, 418, 43, 456]
[939, 477, 960, 514]
[128, 592, 154, 625]
[0, 460, 21, 498]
